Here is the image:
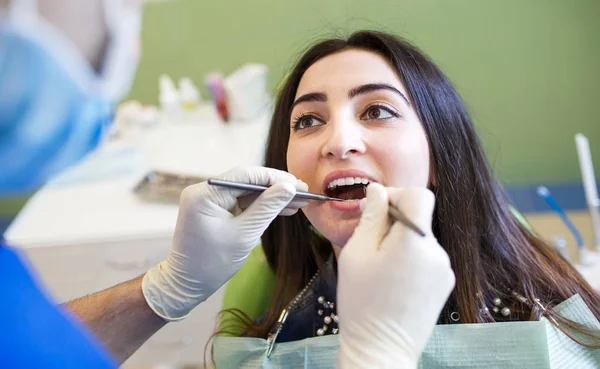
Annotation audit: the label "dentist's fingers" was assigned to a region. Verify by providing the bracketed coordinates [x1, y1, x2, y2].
[214, 167, 308, 211]
[238, 194, 308, 215]
[235, 183, 297, 237]
[386, 187, 435, 235]
[345, 183, 390, 252]
[279, 207, 302, 216]
[379, 187, 435, 253]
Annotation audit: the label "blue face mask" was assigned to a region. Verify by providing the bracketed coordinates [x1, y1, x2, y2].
[0, 2, 140, 196]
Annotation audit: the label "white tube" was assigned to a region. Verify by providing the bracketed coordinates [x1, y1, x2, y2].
[575, 133, 600, 250]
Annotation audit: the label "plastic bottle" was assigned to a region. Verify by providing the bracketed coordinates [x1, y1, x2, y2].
[179, 77, 201, 111]
[159, 74, 181, 119]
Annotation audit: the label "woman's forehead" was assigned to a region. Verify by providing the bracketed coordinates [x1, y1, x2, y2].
[294, 49, 407, 99]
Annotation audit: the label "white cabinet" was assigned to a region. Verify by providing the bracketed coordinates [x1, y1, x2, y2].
[22, 238, 170, 302]
[20, 236, 223, 367]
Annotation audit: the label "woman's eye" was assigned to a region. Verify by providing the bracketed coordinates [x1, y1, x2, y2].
[362, 105, 398, 120]
[293, 115, 324, 130]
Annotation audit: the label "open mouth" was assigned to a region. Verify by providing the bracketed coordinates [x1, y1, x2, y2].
[324, 177, 372, 200]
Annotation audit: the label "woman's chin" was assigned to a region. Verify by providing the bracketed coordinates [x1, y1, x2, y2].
[304, 205, 362, 250]
[316, 217, 361, 250]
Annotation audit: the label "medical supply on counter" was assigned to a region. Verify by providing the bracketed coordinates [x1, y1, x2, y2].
[223, 64, 269, 121]
[159, 74, 181, 119]
[207, 179, 426, 237]
[113, 101, 158, 138]
[537, 186, 591, 265]
[134, 171, 207, 203]
[205, 73, 229, 122]
[575, 134, 600, 252]
[179, 77, 201, 111]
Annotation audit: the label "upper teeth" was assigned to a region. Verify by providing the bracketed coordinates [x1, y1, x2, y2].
[327, 177, 372, 189]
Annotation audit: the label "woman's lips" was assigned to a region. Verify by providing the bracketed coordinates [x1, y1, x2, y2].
[328, 199, 361, 211]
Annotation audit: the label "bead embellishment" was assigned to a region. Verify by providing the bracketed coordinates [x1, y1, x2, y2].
[316, 295, 339, 337]
[490, 296, 513, 319]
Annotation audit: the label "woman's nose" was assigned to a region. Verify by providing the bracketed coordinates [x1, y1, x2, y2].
[321, 118, 366, 160]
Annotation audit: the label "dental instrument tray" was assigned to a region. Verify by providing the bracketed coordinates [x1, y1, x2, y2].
[133, 170, 207, 203]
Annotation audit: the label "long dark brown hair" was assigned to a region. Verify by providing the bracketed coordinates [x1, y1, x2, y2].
[220, 30, 600, 347]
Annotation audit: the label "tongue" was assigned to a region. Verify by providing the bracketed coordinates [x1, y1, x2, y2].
[336, 184, 367, 200]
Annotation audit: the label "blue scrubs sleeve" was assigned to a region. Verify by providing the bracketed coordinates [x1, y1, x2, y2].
[0, 243, 117, 369]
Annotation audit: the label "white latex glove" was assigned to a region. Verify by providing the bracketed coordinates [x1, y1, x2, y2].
[337, 183, 455, 369]
[142, 166, 308, 321]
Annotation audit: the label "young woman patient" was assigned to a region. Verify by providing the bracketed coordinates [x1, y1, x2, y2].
[220, 30, 600, 346]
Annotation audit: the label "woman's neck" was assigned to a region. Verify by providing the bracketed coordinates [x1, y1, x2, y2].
[332, 244, 342, 259]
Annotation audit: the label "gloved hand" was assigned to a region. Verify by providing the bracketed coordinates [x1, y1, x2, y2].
[142, 166, 308, 321]
[337, 183, 455, 369]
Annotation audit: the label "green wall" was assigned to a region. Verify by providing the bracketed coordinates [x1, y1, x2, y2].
[130, 0, 600, 185]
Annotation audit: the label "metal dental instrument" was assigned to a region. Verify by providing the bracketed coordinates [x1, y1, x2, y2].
[388, 204, 426, 237]
[207, 178, 426, 237]
[208, 178, 343, 202]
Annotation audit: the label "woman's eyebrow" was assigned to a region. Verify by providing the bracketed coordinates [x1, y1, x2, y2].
[291, 92, 327, 110]
[348, 83, 410, 106]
